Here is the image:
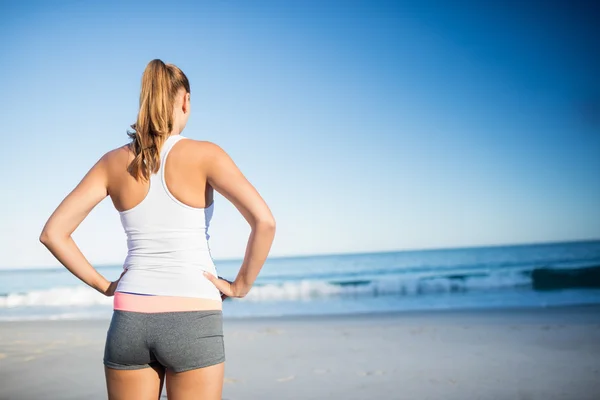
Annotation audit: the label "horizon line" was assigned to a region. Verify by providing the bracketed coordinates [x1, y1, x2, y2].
[2, 237, 599, 272]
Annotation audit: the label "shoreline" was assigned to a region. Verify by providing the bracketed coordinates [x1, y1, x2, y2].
[1, 304, 599, 399]
[2, 302, 600, 324]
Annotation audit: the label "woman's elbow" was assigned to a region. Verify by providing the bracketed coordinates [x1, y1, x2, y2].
[39, 229, 52, 246]
[39, 227, 61, 246]
[256, 215, 276, 232]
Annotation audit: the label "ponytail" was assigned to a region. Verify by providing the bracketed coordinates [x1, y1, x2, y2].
[127, 59, 190, 181]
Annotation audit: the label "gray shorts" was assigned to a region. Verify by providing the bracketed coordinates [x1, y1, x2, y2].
[104, 310, 225, 373]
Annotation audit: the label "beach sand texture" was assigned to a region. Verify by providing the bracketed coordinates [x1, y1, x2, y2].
[1, 306, 599, 400]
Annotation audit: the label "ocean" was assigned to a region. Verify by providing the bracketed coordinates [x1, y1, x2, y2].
[1, 240, 599, 321]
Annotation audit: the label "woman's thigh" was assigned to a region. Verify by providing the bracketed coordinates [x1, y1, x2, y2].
[105, 363, 165, 400]
[166, 361, 225, 400]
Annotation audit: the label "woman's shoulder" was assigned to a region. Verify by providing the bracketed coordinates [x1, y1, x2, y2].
[180, 138, 230, 159]
[177, 139, 236, 172]
[182, 138, 223, 150]
[93, 144, 134, 172]
[103, 143, 134, 161]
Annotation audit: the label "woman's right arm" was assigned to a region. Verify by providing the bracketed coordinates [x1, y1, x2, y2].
[200, 142, 276, 298]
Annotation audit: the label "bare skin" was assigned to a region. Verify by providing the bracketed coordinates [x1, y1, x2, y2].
[40, 88, 276, 400]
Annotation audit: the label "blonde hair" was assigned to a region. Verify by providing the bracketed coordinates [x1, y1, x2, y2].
[127, 59, 190, 181]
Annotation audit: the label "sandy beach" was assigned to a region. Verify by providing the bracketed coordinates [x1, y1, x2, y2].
[1, 305, 599, 400]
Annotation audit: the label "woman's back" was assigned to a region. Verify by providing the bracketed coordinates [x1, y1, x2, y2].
[106, 134, 221, 300]
[106, 135, 214, 213]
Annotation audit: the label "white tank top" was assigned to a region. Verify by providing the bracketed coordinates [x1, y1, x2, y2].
[115, 134, 222, 301]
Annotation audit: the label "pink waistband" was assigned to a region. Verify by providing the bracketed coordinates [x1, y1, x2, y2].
[113, 292, 222, 313]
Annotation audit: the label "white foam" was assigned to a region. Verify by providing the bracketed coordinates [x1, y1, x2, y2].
[0, 271, 534, 307]
[242, 271, 532, 301]
[0, 286, 113, 308]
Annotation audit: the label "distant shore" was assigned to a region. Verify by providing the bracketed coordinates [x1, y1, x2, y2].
[1, 305, 600, 399]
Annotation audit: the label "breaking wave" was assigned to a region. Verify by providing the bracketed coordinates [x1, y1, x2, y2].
[3, 264, 598, 307]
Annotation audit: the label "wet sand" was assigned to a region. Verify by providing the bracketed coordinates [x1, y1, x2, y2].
[1, 305, 599, 400]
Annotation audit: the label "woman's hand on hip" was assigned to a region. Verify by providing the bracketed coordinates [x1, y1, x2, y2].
[203, 272, 248, 300]
[102, 270, 126, 297]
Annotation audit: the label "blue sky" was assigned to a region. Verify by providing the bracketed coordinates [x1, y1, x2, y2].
[1, 0, 598, 268]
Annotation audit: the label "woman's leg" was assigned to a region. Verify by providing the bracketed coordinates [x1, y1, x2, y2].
[105, 363, 165, 400]
[165, 361, 225, 400]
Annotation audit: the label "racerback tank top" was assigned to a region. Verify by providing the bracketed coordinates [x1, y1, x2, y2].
[115, 134, 222, 302]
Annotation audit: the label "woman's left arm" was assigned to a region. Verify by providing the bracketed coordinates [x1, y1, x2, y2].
[39, 153, 120, 296]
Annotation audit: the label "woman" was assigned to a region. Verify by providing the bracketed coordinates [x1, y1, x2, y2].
[39, 59, 276, 400]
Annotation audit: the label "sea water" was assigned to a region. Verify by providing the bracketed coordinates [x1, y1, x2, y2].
[1, 240, 599, 320]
